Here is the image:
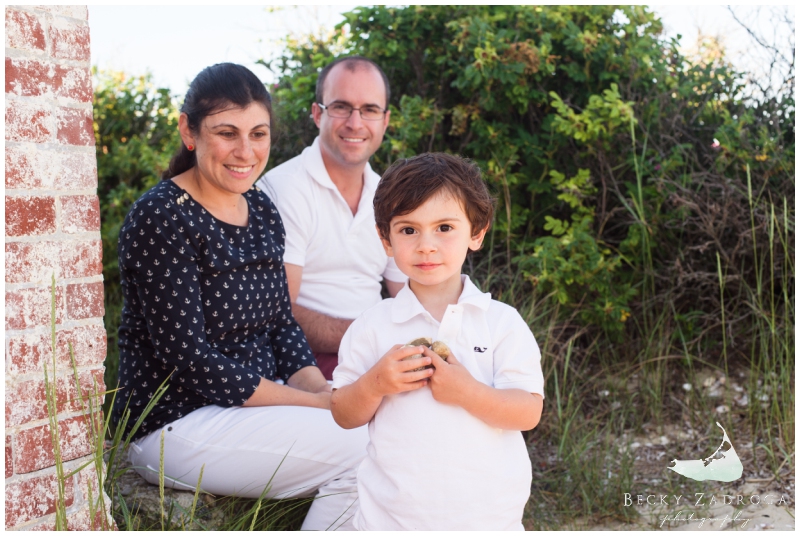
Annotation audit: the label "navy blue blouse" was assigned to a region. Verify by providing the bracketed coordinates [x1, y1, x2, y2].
[112, 180, 316, 441]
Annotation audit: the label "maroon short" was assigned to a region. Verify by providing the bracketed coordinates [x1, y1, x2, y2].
[313, 352, 338, 381]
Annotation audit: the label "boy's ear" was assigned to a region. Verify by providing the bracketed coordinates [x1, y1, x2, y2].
[469, 224, 490, 251]
[377, 224, 394, 257]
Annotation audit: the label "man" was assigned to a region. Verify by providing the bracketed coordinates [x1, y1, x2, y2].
[257, 56, 406, 379]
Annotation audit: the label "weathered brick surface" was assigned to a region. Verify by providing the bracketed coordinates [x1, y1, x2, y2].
[5, 100, 53, 143]
[33, 5, 88, 20]
[5, 145, 97, 190]
[6, 4, 111, 529]
[48, 16, 90, 61]
[5, 57, 92, 101]
[13, 415, 94, 474]
[67, 282, 104, 320]
[7, 324, 107, 375]
[6, 436, 13, 478]
[4, 470, 76, 529]
[5, 8, 45, 52]
[5, 285, 65, 330]
[59, 238, 103, 279]
[56, 106, 94, 146]
[5, 195, 56, 236]
[6, 369, 105, 428]
[6, 238, 102, 283]
[60, 194, 100, 233]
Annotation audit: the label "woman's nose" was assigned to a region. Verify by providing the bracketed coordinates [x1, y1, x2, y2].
[236, 137, 255, 159]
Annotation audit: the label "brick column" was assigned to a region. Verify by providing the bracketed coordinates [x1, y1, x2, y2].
[5, 5, 113, 530]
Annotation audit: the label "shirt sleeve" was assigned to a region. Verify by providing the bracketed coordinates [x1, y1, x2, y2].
[259, 172, 312, 268]
[490, 304, 545, 396]
[124, 200, 261, 406]
[331, 312, 377, 390]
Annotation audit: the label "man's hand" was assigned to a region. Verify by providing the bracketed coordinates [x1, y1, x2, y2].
[425, 347, 478, 407]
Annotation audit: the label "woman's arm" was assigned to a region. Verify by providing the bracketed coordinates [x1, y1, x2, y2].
[243, 376, 330, 409]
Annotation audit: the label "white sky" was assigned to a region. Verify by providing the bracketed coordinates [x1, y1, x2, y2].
[89, 5, 794, 97]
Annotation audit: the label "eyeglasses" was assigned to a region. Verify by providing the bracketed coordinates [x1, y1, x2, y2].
[318, 102, 387, 121]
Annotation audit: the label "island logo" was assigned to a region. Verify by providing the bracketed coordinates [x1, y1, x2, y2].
[668, 422, 743, 482]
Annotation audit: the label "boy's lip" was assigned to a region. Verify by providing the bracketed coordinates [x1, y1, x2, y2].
[414, 263, 441, 271]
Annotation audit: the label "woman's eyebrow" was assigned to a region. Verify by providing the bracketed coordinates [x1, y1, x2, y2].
[208, 122, 270, 130]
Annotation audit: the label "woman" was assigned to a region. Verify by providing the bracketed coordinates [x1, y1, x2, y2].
[112, 63, 367, 530]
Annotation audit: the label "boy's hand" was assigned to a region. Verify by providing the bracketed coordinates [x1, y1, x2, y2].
[365, 344, 433, 398]
[425, 347, 478, 407]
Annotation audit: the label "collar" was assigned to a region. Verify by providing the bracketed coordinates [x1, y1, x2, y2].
[391, 274, 491, 324]
[302, 137, 378, 194]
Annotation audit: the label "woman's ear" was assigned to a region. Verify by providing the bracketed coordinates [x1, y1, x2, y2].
[468, 224, 490, 251]
[376, 224, 394, 257]
[178, 113, 196, 149]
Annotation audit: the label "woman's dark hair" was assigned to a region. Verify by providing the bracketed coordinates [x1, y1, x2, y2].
[162, 63, 273, 180]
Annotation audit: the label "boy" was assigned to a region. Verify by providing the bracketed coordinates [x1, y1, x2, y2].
[330, 153, 544, 530]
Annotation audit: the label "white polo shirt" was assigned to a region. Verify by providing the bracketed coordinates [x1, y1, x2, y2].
[333, 275, 545, 530]
[257, 137, 405, 319]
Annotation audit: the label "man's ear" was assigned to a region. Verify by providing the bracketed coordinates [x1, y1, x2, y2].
[178, 113, 196, 149]
[311, 102, 323, 129]
[377, 224, 393, 257]
[468, 224, 490, 251]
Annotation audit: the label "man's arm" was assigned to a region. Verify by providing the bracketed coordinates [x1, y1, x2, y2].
[285, 263, 353, 353]
[385, 279, 405, 298]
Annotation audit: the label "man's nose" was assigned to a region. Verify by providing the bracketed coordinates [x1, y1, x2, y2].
[345, 108, 366, 129]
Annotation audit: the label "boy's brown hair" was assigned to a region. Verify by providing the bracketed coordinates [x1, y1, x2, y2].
[374, 152, 495, 242]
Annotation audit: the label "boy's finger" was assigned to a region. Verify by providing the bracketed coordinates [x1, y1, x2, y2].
[391, 344, 429, 361]
[422, 347, 448, 366]
[398, 356, 432, 373]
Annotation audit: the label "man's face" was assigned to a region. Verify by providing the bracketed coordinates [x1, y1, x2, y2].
[312, 64, 390, 173]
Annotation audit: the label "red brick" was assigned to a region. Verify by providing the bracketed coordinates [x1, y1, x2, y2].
[4, 470, 75, 528]
[6, 369, 105, 427]
[5, 58, 92, 102]
[60, 239, 103, 279]
[5, 9, 46, 52]
[48, 18, 90, 61]
[5, 239, 100, 283]
[5, 285, 65, 330]
[6, 436, 13, 478]
[14, 415, 94, 474]
[56, 107, 93, 146]
[7, 324, 107, 375]
[67, 282, 104, 320]
[5, 145, 97, 190]
[5, 195, 56, 236]
[60, 194, 100, 233]
[5, 101, 53, 143]
[5, 241, 59, 284]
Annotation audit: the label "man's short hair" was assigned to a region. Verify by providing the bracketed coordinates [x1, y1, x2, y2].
[374, 153, 495, 243]
[315, 56, 391, 109]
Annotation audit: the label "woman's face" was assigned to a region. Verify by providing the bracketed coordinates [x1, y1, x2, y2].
[181, 103, 271, 197]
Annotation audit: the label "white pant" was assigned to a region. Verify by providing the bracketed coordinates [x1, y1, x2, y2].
[128, 405, 368, 530]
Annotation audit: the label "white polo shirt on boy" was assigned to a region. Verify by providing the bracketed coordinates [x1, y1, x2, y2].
[258, 137, 406, 319]
[333, 275, 545, 530]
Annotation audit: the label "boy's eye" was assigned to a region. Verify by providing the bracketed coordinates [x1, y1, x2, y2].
[400, 227, 416, 235]
[439, 224, 453, 232]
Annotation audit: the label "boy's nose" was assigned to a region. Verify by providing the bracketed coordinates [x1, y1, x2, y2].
[417, 235, 437, 253]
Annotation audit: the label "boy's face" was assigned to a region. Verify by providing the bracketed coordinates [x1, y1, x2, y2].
[379, 191, 487, 291]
